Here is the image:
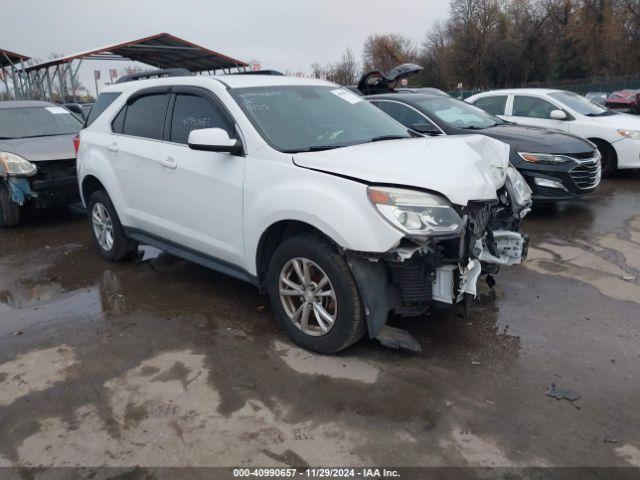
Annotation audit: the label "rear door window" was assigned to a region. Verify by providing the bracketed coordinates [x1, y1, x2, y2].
[122, 94, 170, 140]
[512, 96, 557, 119]
[170, 94, 234, 144]
[472, 95, 508, 115]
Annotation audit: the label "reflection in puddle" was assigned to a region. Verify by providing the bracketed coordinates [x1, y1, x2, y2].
[525, 216, 640, 304]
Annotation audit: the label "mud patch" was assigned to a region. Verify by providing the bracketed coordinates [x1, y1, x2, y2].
[274, 341, 380, 384]
[0, 344, 78, 407]
[615, 444, 640, 467]
[450, 429, 512, 467]
[14, 349, 367, 467]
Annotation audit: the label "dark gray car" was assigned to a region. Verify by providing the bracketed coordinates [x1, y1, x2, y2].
[0, 100, 82, 227]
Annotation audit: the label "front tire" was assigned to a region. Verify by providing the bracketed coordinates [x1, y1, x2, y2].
[266, 233, 366, 353]
[593, 140, 617, 177]
[0, 184, 20, 228]
[88, 189, 138, 262]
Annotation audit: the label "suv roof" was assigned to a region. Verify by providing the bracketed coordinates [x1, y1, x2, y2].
[101, 74, 335, 94]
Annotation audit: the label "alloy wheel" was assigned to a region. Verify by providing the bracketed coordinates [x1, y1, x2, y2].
[278, 257, 337, 336]
[92, 202, 114, 251]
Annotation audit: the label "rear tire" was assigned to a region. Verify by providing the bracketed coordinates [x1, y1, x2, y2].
[0, 184, 20, 228]
[266, 233, 366, 353]
[87, 189, 138, 262]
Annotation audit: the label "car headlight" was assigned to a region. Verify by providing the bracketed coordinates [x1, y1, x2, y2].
[506, 165, 532, 210]
[0, 152, 37, 177]
[367, 186, 463, 237]
[518, 152, 570, 165]
[617, 129, 640, 140]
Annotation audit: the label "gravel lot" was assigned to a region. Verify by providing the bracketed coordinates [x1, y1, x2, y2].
[0, 174, 639, 477]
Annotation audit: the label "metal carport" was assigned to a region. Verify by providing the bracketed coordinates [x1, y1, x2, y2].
[22, 33, 248, 102]
[1, 48, 31, 100]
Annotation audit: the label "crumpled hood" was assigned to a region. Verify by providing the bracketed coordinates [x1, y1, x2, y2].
[0, 134, 77, 162]
[293, 135, 509, 206]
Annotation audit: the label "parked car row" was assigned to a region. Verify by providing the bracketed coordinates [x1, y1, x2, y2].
[466, 88, 640, 176]
[0, 66, 637, 353]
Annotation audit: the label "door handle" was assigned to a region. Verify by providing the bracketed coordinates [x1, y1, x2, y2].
[161, 157, 177, 169]
[107, 142, 119, 153]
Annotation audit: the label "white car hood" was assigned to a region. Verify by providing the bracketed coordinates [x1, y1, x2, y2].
[294, 135, 510, 206]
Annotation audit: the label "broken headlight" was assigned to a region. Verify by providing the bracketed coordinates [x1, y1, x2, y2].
[0, 152, 37, 177]
[506, 165, 532, 210]
[368, 186, 463, 238]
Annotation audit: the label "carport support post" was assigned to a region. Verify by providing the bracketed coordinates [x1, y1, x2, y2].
[45, 68, 54, 102]
[0, 68, 9, 99]
[69, 59, 82, 102]
[20, 59, 32, 99]
[56, 64, 66, 103]
[2, 53, 20, 100]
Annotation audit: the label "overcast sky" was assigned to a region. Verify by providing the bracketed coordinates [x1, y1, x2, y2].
[1, 0, 449, 96]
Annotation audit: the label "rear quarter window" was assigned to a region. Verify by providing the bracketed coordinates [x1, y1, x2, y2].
[84, 92, 121, 127]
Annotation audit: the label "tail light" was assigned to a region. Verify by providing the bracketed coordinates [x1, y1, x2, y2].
[73, 135, 80, 155]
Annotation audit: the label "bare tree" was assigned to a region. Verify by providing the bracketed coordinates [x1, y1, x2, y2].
[362, 34, 417, 73]
[310, 48, 360, 85]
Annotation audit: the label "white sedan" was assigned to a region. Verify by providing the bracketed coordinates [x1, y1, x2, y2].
[466, 88, 640, 175]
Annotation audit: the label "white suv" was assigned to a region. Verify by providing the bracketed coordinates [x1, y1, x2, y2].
[466, 88, 640, 175]
[77, 73, 531, 353]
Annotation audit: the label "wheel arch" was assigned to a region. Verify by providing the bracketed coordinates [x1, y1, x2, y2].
[81, 175, 107, 207]
[255, 219, 341, 292]
[587, 137, 618, 170]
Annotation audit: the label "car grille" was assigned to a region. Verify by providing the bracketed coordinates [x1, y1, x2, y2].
[568, 154, 601, 190]
[34, 159, 77, 180]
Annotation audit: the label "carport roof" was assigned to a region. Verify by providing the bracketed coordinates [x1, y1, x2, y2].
[24, 33, 248, 72]
[0, 48, 31, 68]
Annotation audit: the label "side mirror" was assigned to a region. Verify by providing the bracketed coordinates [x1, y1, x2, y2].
[188, 128, 243, 155]
[410, 123, 442, 136]
[550, 109, 568, 120]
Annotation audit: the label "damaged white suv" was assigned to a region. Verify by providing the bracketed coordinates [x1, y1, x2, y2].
[77, 73, 531, 353]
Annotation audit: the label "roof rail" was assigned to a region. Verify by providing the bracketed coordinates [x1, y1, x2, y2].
[115, 68, 193, 84]
[234, 70, 284, 76]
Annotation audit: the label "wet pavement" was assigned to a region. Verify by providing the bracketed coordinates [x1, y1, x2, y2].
[0, 175, 639, 475]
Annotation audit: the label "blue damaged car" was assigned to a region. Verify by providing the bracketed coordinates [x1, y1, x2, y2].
[0, 101, 82, 227]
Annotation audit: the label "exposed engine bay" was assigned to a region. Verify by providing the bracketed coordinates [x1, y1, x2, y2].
[347, 168, 531, 342]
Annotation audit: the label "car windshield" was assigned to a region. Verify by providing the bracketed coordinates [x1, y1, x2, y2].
[412, 96, 505, 129]
[548, 91, 614, 117]
[0, 106, 82, 139]
[230, 85, 411, 152]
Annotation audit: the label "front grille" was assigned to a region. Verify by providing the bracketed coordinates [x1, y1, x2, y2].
[34, 159, 77, 180]
[570, 151, 597, 160]
[568, 155, 601, 190]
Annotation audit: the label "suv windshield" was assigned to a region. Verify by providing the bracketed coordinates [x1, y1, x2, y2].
[230, 85, 410, 152]
[413, 96, 505, 130]
[548, 91, 614, 117]
[0, 106, 82, 139]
